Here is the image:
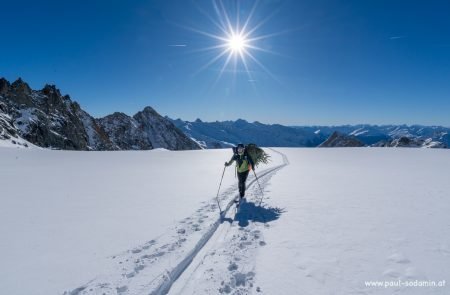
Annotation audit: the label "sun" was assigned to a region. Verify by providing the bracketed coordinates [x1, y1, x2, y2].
[184, 0, 281, 84]
[227, 32, 247, 54]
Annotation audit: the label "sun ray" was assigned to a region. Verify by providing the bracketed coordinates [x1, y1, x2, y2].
[242, 7, 282, 39]
[212, 50, 234, 88]
[244, 44, 287, 57]
[239, 50, 258, 92]
[245, 50, 282, 84]
[192, 1, 229, 36]
[218, 0, 235, 35]
[187, 44, 229, 54]
[246, 27, 303, 42]
[212, 0, 230, 36]
[236, 0, 240, 32]
[241, 0, 259, 34]
[182, 25, 229, 42]
[193, 49, 231, 77]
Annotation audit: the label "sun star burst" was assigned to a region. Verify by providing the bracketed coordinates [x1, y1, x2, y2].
[227, 32, 247, 54]
[183, 0, 281, 86]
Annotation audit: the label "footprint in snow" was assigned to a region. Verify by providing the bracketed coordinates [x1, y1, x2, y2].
[116, 285, 128, 294]
[387, 252, 410, 264]
[383, 269, 402, 278]
[228, 262, 238, 271]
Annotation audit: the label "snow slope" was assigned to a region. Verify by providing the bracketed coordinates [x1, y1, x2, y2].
[0, 147, 279, 295]
[255, 148, 450, 295]
[1, 148, 449, 295]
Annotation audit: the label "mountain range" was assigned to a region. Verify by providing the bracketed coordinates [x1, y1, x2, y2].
[0, 78, 200, 150]
[1, 77, 448, 150]
[171, 119, 449, 149]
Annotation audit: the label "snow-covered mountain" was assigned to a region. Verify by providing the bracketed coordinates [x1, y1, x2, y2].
[373, 136, 447, 148]
[2, 77, 447, 150]
[312, 125, 450, 147]
[170, 118, 325, 148]
[171, 118, 449, 149]
[0, 77, 200, 150]
[318, 131, 365, 147]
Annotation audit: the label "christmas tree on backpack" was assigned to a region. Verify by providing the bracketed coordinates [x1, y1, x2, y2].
[244, 143, 271, 168]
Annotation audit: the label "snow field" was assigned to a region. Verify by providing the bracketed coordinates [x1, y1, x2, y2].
[1, 147, 449, 295]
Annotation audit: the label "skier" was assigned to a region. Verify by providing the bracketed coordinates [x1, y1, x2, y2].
[225, 144, 254, 200]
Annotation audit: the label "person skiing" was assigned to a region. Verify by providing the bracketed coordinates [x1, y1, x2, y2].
[225, 143, 255, 200]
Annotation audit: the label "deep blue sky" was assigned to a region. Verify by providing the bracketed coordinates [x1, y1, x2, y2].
[1, 0, 449, 126]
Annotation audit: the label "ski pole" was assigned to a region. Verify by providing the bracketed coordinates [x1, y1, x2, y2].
[253, 170, 265, 206]
[215, 166, 226, 213]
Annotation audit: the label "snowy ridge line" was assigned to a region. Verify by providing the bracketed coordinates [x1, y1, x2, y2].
[149, 149, 289, 295]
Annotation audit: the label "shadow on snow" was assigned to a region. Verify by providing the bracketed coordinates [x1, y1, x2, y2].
[221, 199, 285, 227]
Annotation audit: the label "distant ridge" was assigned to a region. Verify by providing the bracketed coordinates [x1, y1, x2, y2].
[171, 118, 449, 149]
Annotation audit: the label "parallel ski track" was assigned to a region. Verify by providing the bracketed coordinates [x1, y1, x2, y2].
[150, 148, 289, 295]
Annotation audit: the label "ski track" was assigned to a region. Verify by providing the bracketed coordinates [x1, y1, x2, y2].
[64, 149, 288, 295]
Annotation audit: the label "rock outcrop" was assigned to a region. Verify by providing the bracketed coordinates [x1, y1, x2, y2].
[318, 131, 366, 147]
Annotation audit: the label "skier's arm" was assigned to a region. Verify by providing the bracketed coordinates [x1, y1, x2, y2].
[225, 155, 236, 167]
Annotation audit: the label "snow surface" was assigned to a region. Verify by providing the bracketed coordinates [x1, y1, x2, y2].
[1, 147, 449, 295]
[349, 127, 369, 136]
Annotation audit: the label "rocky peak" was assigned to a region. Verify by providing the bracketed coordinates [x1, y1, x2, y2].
[0, 78, 10, 95]
[8, 78, 33, 107]
[0, 77, 201, 151]
[105, 112, 131, 120]
[234, 119, 249, 127]
[42, 84, 62, 97]
[39, 84, 66, 110]
[11, 78, 32, 95]
[318, 131, 365, 147]
[97, 112, 151, 150]
[141, 106, 158, 115]
[134, 106, 200, 150]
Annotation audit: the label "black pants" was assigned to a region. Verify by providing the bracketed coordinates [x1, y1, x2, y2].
[237, 170, 249, 197]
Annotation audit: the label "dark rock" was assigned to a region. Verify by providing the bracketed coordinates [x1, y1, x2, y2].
[318, 131, 365, 147]
[97, 112, 152, 150]
[10, 78, 33, 107]
[0, 102, 18, 140]
[134, 107, 200, 150]
[0, 78, 10, 95]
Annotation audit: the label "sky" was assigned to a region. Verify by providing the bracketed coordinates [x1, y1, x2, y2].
[1, 0, 450, 126]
